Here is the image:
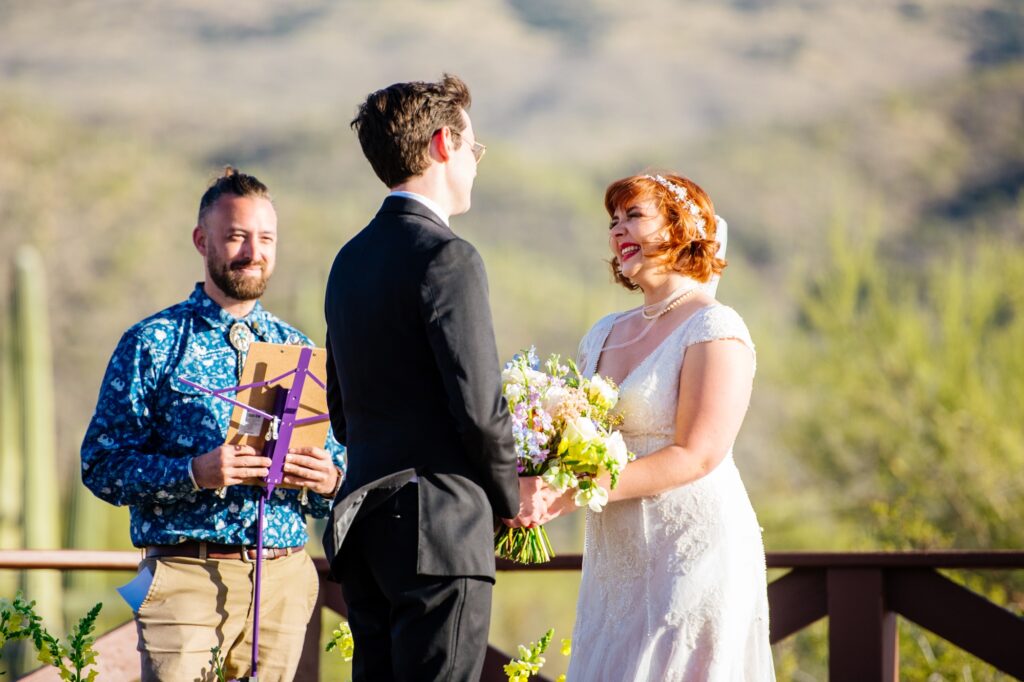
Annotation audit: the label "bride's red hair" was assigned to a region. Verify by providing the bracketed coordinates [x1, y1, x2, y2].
[605, 173, 726, 291]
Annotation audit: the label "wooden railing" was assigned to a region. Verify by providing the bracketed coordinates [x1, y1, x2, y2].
[763, 551, 1024, 682]
[3, 550, 1024, 681]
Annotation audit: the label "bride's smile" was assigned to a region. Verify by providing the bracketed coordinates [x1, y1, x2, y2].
[618, 242, 641, 261]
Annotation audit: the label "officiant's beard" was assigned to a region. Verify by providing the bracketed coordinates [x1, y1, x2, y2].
[208, 256, 269, 301]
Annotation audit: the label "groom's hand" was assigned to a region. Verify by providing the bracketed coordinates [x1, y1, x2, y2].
[505, 477, 565, 528]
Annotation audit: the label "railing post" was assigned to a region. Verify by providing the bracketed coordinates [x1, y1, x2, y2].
[827, 568, 898, 682]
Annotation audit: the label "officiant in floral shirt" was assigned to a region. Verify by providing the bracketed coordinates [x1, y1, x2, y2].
[81, 167, 345, 682]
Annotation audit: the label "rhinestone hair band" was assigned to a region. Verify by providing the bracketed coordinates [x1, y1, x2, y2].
[645, 174, 707, 238]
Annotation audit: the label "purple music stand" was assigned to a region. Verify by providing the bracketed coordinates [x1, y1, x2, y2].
[180, 345, 329, 681]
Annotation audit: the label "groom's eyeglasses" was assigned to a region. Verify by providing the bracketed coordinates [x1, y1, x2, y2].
[468, 141, 487, 163]
[436, 128, 486, 163]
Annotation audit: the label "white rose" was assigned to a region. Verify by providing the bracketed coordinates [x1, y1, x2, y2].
[542, 385, 569, 413]
[560, 416, 599, 463]
[587, 376, 618, 410]
[574, 485, 610, 512]
[524, 368, 550, 388]
[502, 366, 526, 385]
[603, 431, 629, 471]
[565, 416, 599, 443]
[504, 382, 524, 402]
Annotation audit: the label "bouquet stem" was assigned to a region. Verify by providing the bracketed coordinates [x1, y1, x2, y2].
[494, 525, 556, 564]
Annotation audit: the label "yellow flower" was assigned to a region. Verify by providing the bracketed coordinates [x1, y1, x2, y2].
[586, 375, 618, 410]
[560, 638, 572, 656]
[325, 621, 355, 662]
[504, 660, 533, 682]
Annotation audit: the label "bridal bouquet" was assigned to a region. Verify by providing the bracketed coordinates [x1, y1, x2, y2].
[495, 347, 632, 564]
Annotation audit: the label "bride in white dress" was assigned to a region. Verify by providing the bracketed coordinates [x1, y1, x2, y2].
[521, 173, 774, 680]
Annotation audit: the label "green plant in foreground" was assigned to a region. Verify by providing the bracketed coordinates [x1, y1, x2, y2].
[0, 595, 42, 676]
[208, 645, 227, 682]
[327, 620, 570, 681]
[324, 620, 354, 662]
[0, 595, 102, 681]
[504, 628, 570, 682]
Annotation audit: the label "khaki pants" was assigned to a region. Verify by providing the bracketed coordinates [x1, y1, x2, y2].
[134, 551, 319, 682]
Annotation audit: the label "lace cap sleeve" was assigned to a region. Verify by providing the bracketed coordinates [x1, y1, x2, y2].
[684, 305, 756, 371]
[577, 313, 619, 376]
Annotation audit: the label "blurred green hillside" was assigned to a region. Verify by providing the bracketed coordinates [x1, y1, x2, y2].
[1, 0, 1023, 678]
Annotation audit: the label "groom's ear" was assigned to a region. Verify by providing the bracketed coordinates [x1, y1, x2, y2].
[430, 127, 454, 164]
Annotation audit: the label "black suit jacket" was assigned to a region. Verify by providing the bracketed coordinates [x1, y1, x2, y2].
[322, 196, 519, 580]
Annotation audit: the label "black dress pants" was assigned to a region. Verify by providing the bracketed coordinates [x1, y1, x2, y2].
[339, 484, 493, 682]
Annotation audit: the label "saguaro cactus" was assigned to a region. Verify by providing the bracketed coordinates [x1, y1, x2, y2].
[10, 245, 63, 636]
[0, 294, 23, 598]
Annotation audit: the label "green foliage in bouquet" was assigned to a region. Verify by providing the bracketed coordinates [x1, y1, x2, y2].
[494, 523, 557, 566]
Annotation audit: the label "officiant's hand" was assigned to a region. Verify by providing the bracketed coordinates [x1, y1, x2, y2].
[191, 444, 271, 489]
[283, 446, 342, 496]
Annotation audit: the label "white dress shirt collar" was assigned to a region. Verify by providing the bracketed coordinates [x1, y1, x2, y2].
[387, 191, 450, 228]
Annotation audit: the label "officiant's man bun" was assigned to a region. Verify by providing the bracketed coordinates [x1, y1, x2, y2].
[197, 166, 272, 225]
[605, 173, 726, 291]
[351, 73, 472, 188]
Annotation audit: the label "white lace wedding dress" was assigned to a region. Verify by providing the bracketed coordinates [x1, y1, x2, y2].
[567, 304, 775, 681]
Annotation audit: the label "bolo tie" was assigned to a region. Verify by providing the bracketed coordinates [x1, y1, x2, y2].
[213, 320, 255, 501]
[229, 321, 254, 380]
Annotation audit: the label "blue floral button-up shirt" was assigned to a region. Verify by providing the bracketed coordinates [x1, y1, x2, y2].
[81, 284, 346, 548]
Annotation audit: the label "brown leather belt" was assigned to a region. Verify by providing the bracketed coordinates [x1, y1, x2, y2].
[144, 541, 303, 563]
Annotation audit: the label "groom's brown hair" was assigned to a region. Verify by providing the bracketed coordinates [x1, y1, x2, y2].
[351, 74, 472, 188]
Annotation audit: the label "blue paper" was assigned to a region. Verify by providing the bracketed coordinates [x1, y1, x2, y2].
[116, 564, 155, 611]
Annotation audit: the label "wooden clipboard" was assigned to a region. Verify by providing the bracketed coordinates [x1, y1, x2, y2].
[225, 342, 331, 486]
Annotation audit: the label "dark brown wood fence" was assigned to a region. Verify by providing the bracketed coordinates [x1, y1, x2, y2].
[3, 550, 1023, 681]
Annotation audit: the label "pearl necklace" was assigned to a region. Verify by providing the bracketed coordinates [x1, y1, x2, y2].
[601, 286, 701, 353]
[640, 285, 700, 320]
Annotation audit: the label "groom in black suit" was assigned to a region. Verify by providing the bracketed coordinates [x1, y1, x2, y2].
[322, 74, 521, 681]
